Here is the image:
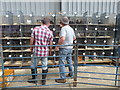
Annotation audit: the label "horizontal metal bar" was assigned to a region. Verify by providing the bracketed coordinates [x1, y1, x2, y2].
[77, 71, 119, 75]
[78, 44, 119, 47]
[5, 82, 71, 88]
[78, 64, 120, 67]
[4, 77, 72, 83]
[77, 82, 116, 87]
[1, 71, 73, 77]
[1, 44, 119, 48]
[3, 63, 74, 69]
[3, 55, 118, 59]
[2, 44, 75, 48]
[78, 55, 119, 58]
[4, 55, 75, 59]
[77, 76, 119, 81]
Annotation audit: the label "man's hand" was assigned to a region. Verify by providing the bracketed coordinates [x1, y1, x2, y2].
[55, 46, 59, 51]
[49, 51, 52, 56]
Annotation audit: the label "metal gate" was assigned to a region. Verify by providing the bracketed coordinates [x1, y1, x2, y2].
[0, 44, 119, 89]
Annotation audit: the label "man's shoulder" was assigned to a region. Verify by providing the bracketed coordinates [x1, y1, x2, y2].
[62, 25, 73, 30]
[34, 26, 41, 30]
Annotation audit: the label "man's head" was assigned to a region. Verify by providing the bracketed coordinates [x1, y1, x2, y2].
[41, 17, 51, 26]
[60, 17, 69, 26]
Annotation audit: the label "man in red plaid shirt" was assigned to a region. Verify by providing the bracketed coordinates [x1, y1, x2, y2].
[28, 17, 53, 85]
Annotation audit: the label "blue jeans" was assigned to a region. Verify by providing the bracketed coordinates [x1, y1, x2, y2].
[59, 48, 74, 79]
[31, 57, 48, 70]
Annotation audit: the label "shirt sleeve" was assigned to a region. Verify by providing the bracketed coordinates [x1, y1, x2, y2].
[59, 27, 66, 38]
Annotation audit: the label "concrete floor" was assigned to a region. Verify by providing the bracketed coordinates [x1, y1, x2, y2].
[8, 65, 119, 88]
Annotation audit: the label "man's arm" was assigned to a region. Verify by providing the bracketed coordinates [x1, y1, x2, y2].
[55, 36, 65, 51]
[30, 37, 35, 51]
[73, 37, 76, 41]
[49, 41, 53, 55]
[58, 36, 65, 45]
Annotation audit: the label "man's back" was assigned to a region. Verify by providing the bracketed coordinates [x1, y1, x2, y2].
[60, 25, 75, 48]
[34, 25, 52, 45]
[31, 25, 53, 56]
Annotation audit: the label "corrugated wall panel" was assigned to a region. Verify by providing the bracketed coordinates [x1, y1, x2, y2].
[46, 1, 49, 15]
[2, 2, 7, 13]
[11, 2, 17, 15]
[21, 2, 26, 15]
[114, 1, 117, 14]
[25, 2, 32, 15]
[85, 2, 90, 15]
[69, 1, 72, 15]
[16, 2, 21, 11]
[61, 1, 118, 16]
[30, 2, 36, 16]
[35, 1, 41, 16]
[5, 2, 11, 12]
[94, 2, 99, 14]
[117, 1, 120, 13]
[73, 0, 77, 15]
[0, 1, 119, 16]
[48, 2, 54, 15]
[82, 1, 86, 14]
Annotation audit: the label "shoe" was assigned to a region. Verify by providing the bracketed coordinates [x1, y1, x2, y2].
[42, 80, 46, 85]
[66, 73, 71, 77]
[42, 69, 48, 85]
[27, 68, 37, 84]
[27, 79, 37, 84]
[55, 79, 66, 83]
[66, 73, 73, 77]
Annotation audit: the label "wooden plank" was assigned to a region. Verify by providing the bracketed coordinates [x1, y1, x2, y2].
[0, 37, 30, 39]
[4, 61, 11, 65]
[78, 60, 112, 64]
[3, 49, 31, 52]
[78, 36, 111, 38]
[78, 47, 113, 50]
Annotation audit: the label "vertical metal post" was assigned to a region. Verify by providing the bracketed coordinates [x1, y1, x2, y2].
[33, 54, 37, 86]
[19, 25, 24, 67]
[115, 45, 119, 86]
[1, 56, 5, 88]
[0, 44, 5, 88]
[73, 44, 78, 87]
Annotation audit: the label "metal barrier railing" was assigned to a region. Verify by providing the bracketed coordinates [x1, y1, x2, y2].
[76, 44, 120, 87]
[0, 44, 120, 88]
[0, 44, 76, 88]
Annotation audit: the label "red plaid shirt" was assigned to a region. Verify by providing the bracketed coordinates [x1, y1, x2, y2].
[31, 25, 53, 57]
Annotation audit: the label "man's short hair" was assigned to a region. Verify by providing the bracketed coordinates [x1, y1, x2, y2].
[41, 17, 50, 25]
